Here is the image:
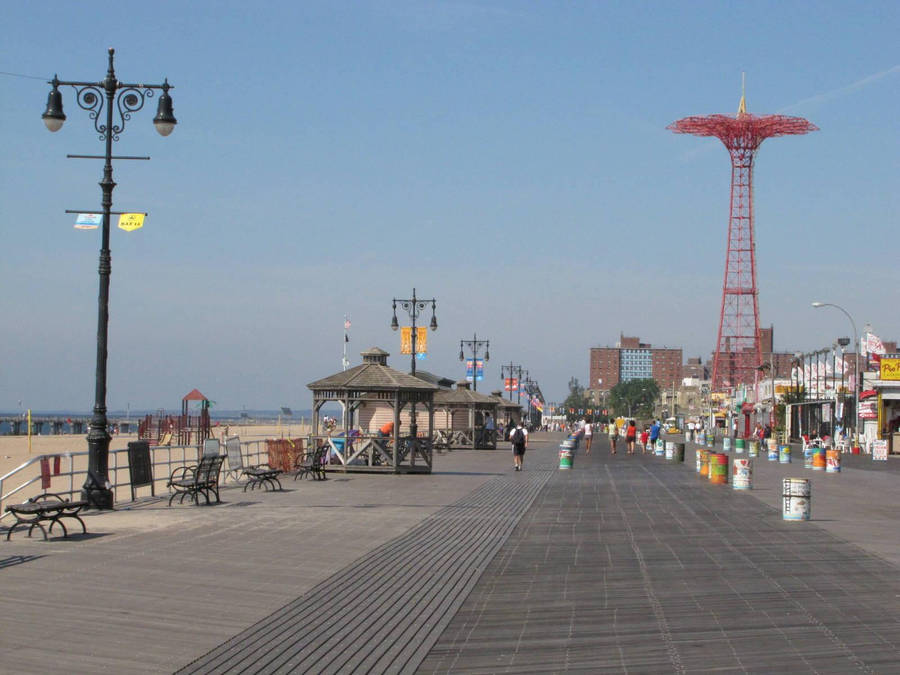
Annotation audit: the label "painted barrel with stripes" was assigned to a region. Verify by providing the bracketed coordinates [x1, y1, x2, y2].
[748, 440, 759, 458]
[735, 438, 745, 454]
[654, 439, 665, 456]
[812, 447, 826, 471]
[709, 453, 728, 484]
[779, 445, 791, 464]
[723, 437, 732, 453]
[558, 444, 573, 470]
[732, 458, 752, 490]
[783, 478, 811, 521]
[826, 449, 841, 473]
[697, 449, 709, 476]
[706, 433, 715, 448]
[767, 438, 778, 461]
[665, 441, 675, 460]
[803, 445, 814, 469]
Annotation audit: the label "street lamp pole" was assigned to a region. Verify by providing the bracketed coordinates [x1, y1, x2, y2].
[812, 302, 860, 448]
[459, 333, 489, 391]
[391, 288, 437, 438]
[42, 48, 176, 509]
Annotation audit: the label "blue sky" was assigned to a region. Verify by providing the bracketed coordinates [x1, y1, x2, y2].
[1, 1, 898, 411]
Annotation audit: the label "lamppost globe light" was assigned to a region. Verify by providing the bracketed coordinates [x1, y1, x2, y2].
[430, 314, 437, 331]
[152, 81, 177, 136]
[390, 313, 398, 331]
[811, 301, 824, 307]
[42, 80, 66, 132]
[484, 348, 489, 361]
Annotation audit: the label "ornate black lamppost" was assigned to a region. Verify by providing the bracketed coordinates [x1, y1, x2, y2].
[391, 288, 437, 438]
[42, 48, 176, 508]
[500, 362, 523, 402]
[458, 333, 489, 391]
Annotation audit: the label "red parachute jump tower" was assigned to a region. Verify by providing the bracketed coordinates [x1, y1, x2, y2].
[668, 87, 817, 391]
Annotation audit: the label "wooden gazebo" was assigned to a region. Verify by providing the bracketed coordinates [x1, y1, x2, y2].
[306, 348, 438, 473]
[490, 390, 522, 428]
[433, 381, 500, 449]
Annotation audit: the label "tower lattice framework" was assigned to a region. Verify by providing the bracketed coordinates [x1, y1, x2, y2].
[669, 99, 817, 391]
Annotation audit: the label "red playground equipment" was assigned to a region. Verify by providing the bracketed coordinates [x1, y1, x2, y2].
[138, 388, 212, 446]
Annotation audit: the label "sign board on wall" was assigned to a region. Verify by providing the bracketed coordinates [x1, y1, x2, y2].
[872, 439, 888, 461]
[879, 355, 900, 381]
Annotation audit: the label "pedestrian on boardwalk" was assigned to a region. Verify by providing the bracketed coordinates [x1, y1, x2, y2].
[584, 417, 593, 454]
[640, 427, 650, 453]
[608, 418, 618, 454]
[625, 419, 637, 454]
[509, 420, 528, 471]
[649, 419, 661, 450]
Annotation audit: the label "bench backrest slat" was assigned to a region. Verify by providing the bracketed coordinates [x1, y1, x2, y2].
[225, 436, 244, 471]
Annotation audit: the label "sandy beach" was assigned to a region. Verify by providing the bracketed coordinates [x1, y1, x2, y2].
[0, 422, 311, 485]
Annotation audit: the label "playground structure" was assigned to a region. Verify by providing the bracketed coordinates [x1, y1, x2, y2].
[669, 85, 817, 391]
[138, 388, 212, 446]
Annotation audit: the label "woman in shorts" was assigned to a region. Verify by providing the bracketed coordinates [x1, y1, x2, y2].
[625, 419, 637, 454]
[607, 418, 618, 454]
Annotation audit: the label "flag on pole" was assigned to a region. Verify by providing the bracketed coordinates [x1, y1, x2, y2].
[74, 213, 101, 230]
[117, 213, 145, 231]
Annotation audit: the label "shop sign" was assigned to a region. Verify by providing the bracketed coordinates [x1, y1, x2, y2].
[859, 400, 878, 420]
[879, 355, 900, 381]
[872, 439, 888, 461]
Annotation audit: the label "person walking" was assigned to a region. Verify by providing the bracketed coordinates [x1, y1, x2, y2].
[509, 420, 528, 471]
[640, 426, 650, 454]
[607, 418, 618, 454]
[584, 417, 593, 454]
[649, 419, 661, 452]
[625, 419, 637, 454]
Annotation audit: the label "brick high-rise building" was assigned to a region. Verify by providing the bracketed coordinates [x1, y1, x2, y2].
[590, 335, 683, 392]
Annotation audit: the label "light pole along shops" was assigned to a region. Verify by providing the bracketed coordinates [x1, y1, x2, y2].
[459, 333, 489, 391]
[391, 288, 437, 438]
[42, 48, 176, 508]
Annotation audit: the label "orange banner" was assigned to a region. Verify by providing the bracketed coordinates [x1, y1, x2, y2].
[400, 327, 428, 355]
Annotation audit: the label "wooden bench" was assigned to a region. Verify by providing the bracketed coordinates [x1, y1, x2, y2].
[167, 455, 225, 506]
[5, 493, 88, 540]
[223, 436, 283, 492]
[293, 445, 328, 481]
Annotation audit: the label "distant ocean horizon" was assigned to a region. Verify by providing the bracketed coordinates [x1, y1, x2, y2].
[0, 408, 318, 420]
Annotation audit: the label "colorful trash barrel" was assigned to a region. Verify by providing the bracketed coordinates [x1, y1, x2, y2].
[709, 453, 728, 484]
[665, 441, 675, 460]
[655, 439, 665, 456]
[826, 449, 841, 473]
[767, 439, 778, 462]
[748, 440, 759, 458]
[706, 433, 715, 448]
[674, 442, 685, 463]
[812, 448, 826, 471]
[558, 445, 573, 470]
[732, 458, 752, 490]
[803, 445, 814, 469]
[735, 438, 745, 454]
[783, 478, 811, 521]
[779, 445, 791, 464]
[723, 437, 732, 453]
[697, 449, 709, 476]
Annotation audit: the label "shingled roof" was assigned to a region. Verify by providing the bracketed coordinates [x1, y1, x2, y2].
[433, 381, 501, 406]
[307, 347, 439, 392]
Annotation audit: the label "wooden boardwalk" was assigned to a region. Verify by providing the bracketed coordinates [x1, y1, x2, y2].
[1, 435, 898, 673]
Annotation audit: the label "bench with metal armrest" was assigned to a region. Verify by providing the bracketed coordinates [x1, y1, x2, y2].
[5, 493, 88, 540]
[166, 454, 225, 506]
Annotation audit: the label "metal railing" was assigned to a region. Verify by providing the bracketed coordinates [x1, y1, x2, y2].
[0, 439, 273, 523]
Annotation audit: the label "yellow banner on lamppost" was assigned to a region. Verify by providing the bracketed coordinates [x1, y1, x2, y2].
[400, 327, 428, 354]
[117, 213, 145, 231]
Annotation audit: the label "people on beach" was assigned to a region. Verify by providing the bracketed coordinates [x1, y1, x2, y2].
[509, 421, 528, 471]
[625, 419, 637, 454]
[608, 418, 618, 454]
[584, 417, 593, 454]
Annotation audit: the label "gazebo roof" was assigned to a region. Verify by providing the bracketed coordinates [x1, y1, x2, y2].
[434, 381, 501, 407]
[413, 370, 455, 389]
[182, 388, 208, 402]
[307, 348, 439, 393]
[488, 391, 521, 410]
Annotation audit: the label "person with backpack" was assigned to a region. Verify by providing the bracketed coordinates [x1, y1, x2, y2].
[509, 420, 528, 471]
